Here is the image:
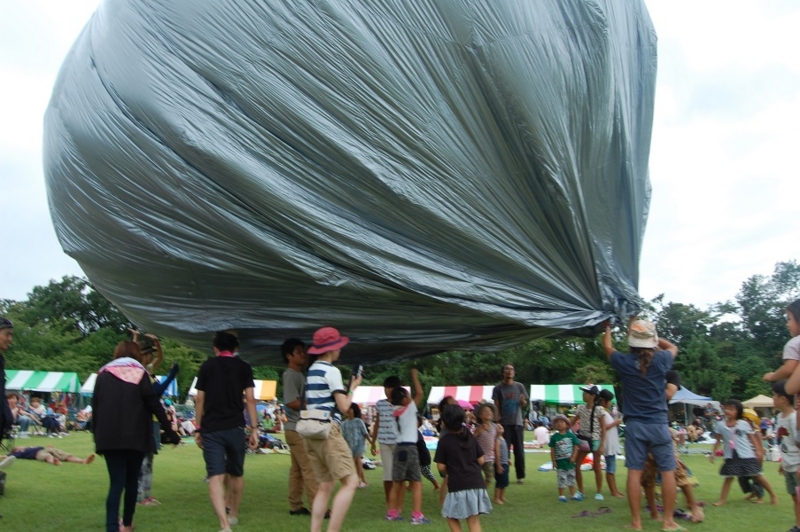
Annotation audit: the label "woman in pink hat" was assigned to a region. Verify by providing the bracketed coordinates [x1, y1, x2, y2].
[303, 327, 363, 532]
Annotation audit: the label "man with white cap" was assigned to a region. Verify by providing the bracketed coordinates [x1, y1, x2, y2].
[604, 319, 681, 532]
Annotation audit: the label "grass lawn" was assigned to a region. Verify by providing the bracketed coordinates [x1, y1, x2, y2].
[0, 432, 795, 531]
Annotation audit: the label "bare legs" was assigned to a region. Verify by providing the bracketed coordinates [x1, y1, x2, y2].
[311, 473, 359, 532]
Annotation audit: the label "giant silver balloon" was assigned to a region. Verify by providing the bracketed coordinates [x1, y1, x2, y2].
[44, 0, 656, 364]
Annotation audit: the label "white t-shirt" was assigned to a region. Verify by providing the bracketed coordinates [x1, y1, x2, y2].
[777, 410, 800, 473]
[784, 336, 800, 361]
[715, 419, 756, 460]
[533, 425, 550, 446]
[602, 412, 621, 456]
[395, 401, 418, 444]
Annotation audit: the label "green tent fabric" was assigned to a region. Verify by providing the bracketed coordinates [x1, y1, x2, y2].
[529, 384, 615, 405]
[5, 370, 81, 394]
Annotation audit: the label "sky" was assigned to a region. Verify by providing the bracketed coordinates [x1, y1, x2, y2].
[1, 1, 798, 311]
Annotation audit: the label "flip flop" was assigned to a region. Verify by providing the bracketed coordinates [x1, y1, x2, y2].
[571, 510, 595, 518]
[594, 507, 612, 516]
[673, 508, 691, 520]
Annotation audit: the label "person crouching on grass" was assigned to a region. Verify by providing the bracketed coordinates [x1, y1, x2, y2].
[387, 368, 431, 524]
[548, 414, 581, 502]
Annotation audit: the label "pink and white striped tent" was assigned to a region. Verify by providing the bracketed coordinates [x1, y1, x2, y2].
[426, 386, 494, 406]
[351, 386, 409, 405]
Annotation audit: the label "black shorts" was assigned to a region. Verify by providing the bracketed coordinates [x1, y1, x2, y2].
[202, 427, 246, 477]
[392, 443, 421, 482]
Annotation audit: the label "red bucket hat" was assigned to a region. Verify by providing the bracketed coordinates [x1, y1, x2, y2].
[307, 327, 349, 355]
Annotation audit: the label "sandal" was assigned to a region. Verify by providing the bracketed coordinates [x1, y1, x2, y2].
[673, 508, 691, 520]
[593, 506, 612, 516]
[571, 510, 595, 518]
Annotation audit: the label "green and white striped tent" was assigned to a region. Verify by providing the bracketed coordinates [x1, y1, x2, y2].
[5, 370, 81, 394]
[529, 384, 615, 404]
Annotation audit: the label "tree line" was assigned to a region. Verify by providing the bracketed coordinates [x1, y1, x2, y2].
[2, 260, 798, 403]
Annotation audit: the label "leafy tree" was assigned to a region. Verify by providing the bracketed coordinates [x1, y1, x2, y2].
[18, 276, 133, 337]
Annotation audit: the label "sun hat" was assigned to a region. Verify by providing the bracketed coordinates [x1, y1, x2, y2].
[579, 383, 599, 395]
[0, 317, 13, 330]
[552, 414, 570, 425]
[628, 319, 658, 348]
[307, 327, 349, 355]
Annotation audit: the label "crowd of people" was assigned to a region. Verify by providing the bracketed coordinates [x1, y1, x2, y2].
[0, 297, 799, 531]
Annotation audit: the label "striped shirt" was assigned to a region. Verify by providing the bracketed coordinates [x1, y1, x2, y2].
[375, 399, 398, 444]
[305, 361, 345, 420]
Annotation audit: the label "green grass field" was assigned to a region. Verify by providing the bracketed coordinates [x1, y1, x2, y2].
[0, 432, 795, 531]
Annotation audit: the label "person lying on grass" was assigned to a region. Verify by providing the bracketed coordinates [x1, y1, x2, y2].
[3, 445, 95, 466]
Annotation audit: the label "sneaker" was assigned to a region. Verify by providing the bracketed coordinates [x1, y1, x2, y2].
[385, 513, 404, 521]
[228, 516, 238, 526]
[410, 516, 431, 525]
[289, 508, 311, 516]
[0, 456, 16, 470]
[594, 493, 604, 501]
[558, 495, 568, 502]
[138, 497, 161, 506]
[571, 493, 584, 502]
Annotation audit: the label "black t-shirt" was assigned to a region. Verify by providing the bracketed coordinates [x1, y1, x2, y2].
[196, 356, 255, 433]
[433, 431, 485, 493]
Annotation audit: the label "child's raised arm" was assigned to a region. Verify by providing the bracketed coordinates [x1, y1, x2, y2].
[410, 368, 424, 408]
[602, 323, 615, 358]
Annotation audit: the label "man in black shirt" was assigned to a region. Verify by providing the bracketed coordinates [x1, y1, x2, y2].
[0, 318, 13, 440]
[194, 331, 258, 532]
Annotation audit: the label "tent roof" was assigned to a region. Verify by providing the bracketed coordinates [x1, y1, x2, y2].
[742, 394, 774, 408]
[351, 386, 409, 406]
[188, 377, 276, 401]
[668, 386, 713, 406]
[81, 373, 178, 396]
[5, 370, 80, 394]
[529, 384, 615, 404]
[427, 386, 494, 406]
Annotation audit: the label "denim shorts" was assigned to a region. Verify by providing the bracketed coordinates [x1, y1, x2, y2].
[202, 427, 246, 477]
[624, 421, 675, 471]
[605, 455, 617, 475]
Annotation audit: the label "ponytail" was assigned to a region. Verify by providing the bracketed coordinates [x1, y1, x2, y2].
[631, 347, 655, 376]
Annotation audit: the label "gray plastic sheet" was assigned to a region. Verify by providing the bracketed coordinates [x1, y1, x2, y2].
[44, 0, 657, 365]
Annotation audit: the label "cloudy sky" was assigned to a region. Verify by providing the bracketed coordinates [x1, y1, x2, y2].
[1, 1, 798, 311]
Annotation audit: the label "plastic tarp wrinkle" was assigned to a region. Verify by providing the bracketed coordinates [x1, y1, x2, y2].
[44, 0, 657, 365]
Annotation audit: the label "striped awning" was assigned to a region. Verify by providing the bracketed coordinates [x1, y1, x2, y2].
[5, 370, 80, 394]
[80, 373, 178, 396]
[528, 384, 615, 404]
[351, 386, 409, 405]
[427, 385, 494, 406]
[188, 377, 276, 401]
